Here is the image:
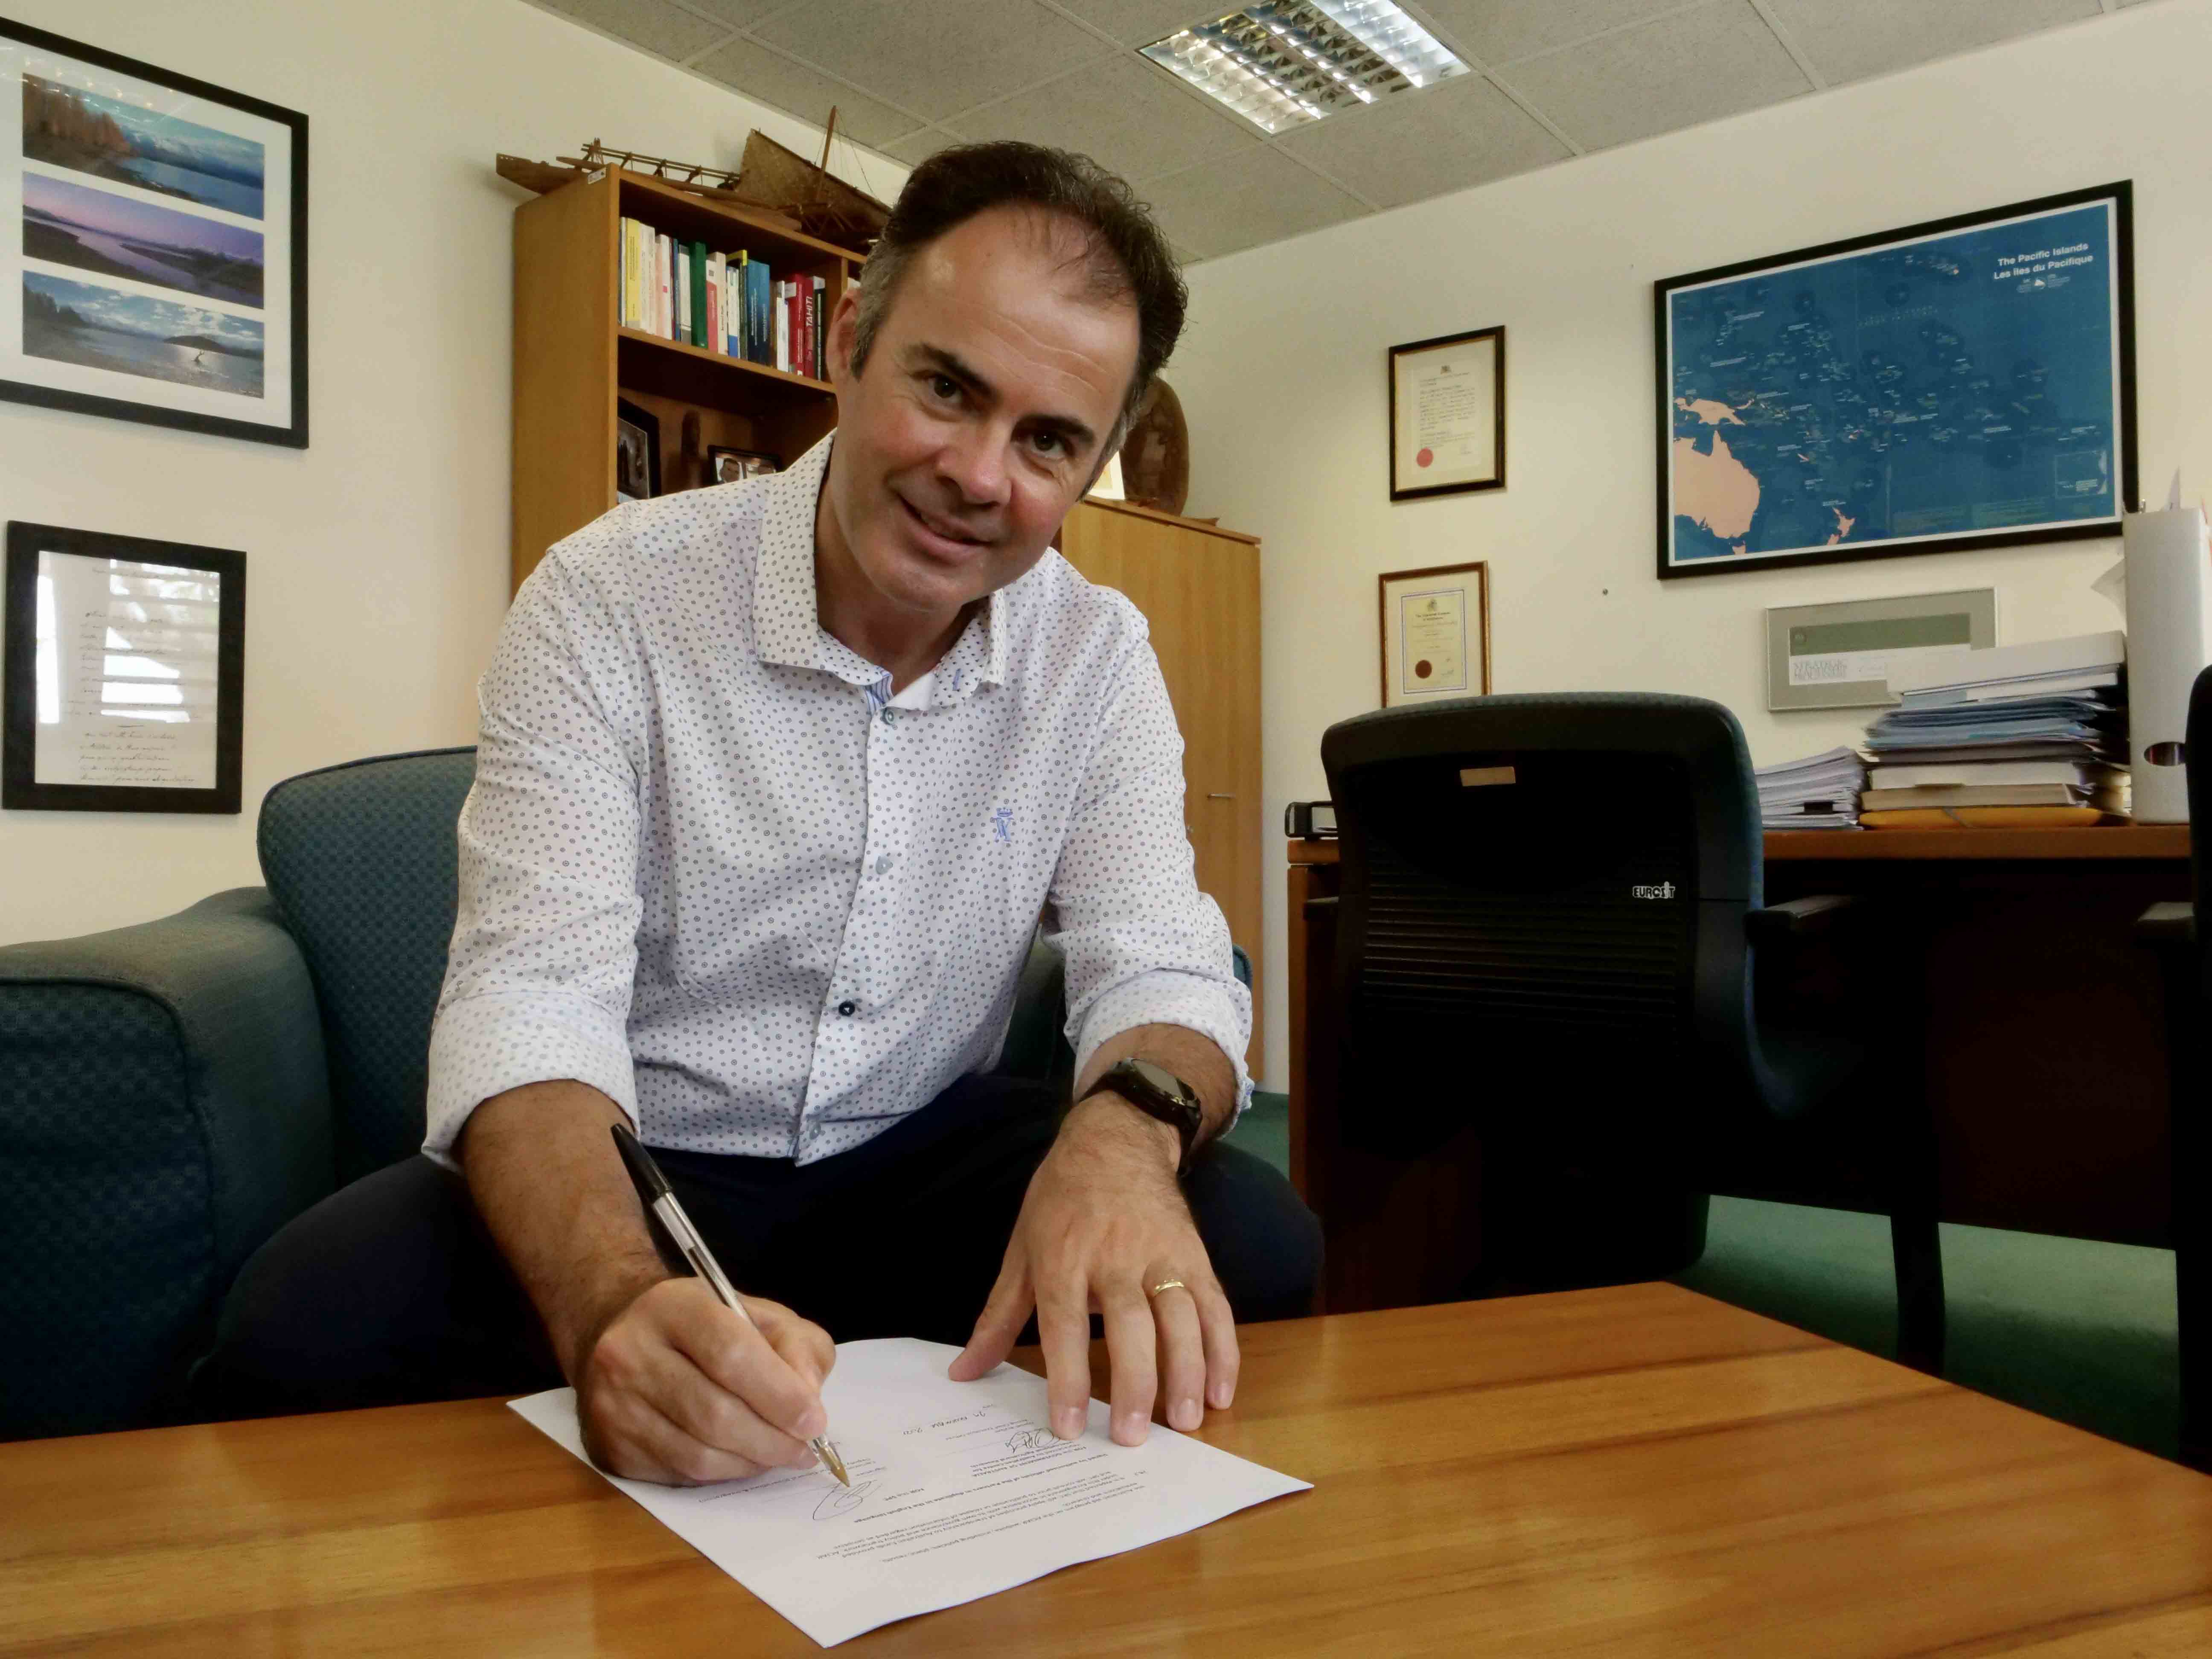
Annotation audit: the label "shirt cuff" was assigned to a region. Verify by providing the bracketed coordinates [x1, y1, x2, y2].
[1071, 968, 1255, 1123]
[422, 989, 638, 1170]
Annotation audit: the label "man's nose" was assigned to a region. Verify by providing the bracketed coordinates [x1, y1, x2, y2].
[940, 423, 1012, 509]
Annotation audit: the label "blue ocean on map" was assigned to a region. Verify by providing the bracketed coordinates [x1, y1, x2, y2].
[1667, 203, 2117, 565]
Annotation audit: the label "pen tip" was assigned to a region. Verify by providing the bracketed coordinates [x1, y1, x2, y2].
[821, 1441, 850, 1487]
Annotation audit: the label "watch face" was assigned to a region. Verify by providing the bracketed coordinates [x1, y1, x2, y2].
[1125, 1058, 1196, 1109]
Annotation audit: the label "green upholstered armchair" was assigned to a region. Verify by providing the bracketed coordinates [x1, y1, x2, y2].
[0, 748, 1179, 1442]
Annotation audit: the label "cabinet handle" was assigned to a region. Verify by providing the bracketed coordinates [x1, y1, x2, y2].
[1207, 792, 1235, 799]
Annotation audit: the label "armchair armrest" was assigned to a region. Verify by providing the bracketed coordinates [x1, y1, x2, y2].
[0, 888, 333, 1437]
[1746, 893, 1860, 949]
[2136, 900, 2197, 949]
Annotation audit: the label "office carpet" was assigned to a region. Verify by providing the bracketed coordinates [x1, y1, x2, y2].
[1237, 1091, 2182, 1460]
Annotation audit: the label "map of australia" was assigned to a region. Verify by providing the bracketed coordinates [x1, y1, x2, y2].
[1665, 201, 2119, 568]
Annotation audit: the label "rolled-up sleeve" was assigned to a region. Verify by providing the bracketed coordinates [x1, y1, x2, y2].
[1050, 639, 1254, 1116]
[422, 548, 646, 1167]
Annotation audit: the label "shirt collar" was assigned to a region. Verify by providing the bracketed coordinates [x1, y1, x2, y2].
[751, 432, 1008, 705]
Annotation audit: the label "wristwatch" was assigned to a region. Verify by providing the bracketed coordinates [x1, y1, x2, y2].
[1079, 1057, 1206, 1177]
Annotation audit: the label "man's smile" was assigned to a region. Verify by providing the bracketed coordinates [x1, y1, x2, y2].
[896, 490, 993, 559]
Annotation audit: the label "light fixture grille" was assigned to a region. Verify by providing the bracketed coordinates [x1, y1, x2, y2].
[1141, 0, 1466, 134]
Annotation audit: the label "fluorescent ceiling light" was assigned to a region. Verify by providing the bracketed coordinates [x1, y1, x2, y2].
[1141, 0, 1466, 134]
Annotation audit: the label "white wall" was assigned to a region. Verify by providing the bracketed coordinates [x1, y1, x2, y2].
[0, 0, 903, 945]
[1170, 0, 2212, 1089]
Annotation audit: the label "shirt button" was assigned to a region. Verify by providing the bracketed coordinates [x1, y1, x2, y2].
[874, 853, 892, 875]
[880, 707, 896, 725]
[838, 1000, 856, 1017]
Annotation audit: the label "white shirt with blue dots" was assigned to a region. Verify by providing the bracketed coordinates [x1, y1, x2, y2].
[423, 434, 1251, 1167]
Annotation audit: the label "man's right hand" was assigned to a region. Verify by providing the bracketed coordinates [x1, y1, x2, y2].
[575, 1277, 837, 1485]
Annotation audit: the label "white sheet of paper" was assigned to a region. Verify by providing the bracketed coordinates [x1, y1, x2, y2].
[509, 1337, 1309, 1647]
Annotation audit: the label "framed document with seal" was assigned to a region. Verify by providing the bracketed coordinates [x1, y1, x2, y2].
[3, 520, 245, 812]
[1380, 561, 1490, 707]
[1389, 326, 1505, 501]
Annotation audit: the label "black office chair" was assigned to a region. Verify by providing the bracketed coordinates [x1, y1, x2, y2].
[1320, 692, 1946, 1370]
[2134, 665, 2212, 1470]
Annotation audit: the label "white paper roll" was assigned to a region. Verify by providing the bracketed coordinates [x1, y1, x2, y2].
[2122, 505, 2212, 822]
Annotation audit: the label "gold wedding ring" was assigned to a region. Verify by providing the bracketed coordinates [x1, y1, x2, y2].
[1146, 1279, 1187, 1297]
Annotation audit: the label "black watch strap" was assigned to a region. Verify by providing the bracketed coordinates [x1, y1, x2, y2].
[1080, 1057, 1205, 1176]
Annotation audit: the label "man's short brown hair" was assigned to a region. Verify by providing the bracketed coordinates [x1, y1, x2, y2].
[849, 141, 1186, 440]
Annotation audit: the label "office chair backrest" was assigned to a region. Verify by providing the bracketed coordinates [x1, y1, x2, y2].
[1321, 693, 1762, 1153]
[258, 747, 477, 1182]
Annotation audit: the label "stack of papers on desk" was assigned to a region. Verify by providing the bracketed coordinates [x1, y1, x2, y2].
[1863, 632, 2128, 827]
[511, 1338, 1309, 1647]
[1757, 746, 1866, 830]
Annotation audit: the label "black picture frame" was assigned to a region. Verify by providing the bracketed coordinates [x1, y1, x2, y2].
[1654, 181, 2136, 581]
[1388, 325, 1505, 502]
[2, 18, 309, 448]
[616, 398, 661, 500]
[707, 444, 780, 484]
[3, 521, 245, 812]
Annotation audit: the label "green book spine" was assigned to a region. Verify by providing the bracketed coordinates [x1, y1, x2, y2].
[689, 243, 708, 347]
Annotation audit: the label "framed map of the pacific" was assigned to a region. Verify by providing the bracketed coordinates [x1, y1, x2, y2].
[1655, 182, 2135, 581]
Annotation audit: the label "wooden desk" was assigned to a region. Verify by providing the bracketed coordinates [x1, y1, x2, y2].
[1290, 829, 2192, 1310]
[8, 1286, 2211, 1655]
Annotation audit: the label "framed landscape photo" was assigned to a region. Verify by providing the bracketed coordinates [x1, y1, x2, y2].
[3, 520, 245, 813]
[1, 19, 307, 447]
[1656, 182, 2135, 580]
[1379, 562, 1490, 707]
[1389, 326, 1504, 501]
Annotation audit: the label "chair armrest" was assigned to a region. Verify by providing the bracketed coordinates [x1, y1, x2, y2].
[2136, 901, 2197, 949]
[0, 888, 334, 1436]
[1746, 894, 1860, 949]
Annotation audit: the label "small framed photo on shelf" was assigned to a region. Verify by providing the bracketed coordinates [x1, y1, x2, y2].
[1389, 326, 1505, 501]
[616, 399, 660, 501]
[707, 445, 780, 485]
[2, 19, 309, 448]
[1379, 562, 1490, 707]
[3, 521, 245, 812]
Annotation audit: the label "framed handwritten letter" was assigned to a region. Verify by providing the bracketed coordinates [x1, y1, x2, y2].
[1380, 561, 1490, 707]
[1655, 181, 2135, 579]
[1390, 326, 1505, 501]
[3, 521, 244, 812]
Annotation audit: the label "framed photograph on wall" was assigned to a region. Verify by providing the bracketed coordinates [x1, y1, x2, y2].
[3, 520, 245, 813]
[1379, 562, 1490, 707]
[616, 398, 660, 501]
[1389, 326, 1505, 501]
[1656, 181, 2135, 580]
[1, 20, 308, 447]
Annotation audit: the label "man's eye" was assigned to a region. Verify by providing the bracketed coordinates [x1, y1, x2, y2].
[1031, 431, 1065, 457]
[928, 374, 959, 400]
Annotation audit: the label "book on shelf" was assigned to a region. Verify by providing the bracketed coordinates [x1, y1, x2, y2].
[615, 216, 822, 376]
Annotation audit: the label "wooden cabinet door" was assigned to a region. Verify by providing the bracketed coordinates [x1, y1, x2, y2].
[1058, 501, 1262, 1072]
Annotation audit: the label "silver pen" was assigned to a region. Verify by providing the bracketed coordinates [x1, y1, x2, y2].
[610, 1123, 849, 1486]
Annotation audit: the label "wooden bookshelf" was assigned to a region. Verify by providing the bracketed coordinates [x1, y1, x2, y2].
[510, 167, 862, 592]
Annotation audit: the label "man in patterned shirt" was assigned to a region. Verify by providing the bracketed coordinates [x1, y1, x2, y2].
[203, 142, 1319, 1484]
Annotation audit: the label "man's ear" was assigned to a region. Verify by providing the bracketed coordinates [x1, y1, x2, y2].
[827, 288, 862, 386]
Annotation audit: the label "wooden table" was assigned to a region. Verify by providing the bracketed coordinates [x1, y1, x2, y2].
[9, 1286, 2212, 1655]
[1289, 828, 2192, 1308]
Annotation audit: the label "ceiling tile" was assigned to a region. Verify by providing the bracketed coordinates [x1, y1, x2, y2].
[1274, 74, 1568, 209]
[753, 0, 1116, 123]
[1139, 147, 1365, 259]
[1764, 0, 2100, 87]
[1047, 0, 1224, 47]
[1413, 0, 1694, 66]
[692, 37, 926, 147]
[536, 0, 732, 61]
[680, 0, 812, 29]
[945, 58, 1257, 185]
[885, 128, 962, 167]
[1502, 0, 1811, 152]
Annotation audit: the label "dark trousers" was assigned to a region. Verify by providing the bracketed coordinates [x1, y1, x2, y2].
[195, 1074, 1321, 1417]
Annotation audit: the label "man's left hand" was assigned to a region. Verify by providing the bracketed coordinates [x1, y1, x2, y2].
[949, 1092, 1238, 1445]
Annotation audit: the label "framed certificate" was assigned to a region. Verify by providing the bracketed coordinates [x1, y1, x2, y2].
[3, 520, 245, 812]
[1380, 562, 1490, 707]
[1389, 326, 1504, 501]
[1765, 588, 1997, 711]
